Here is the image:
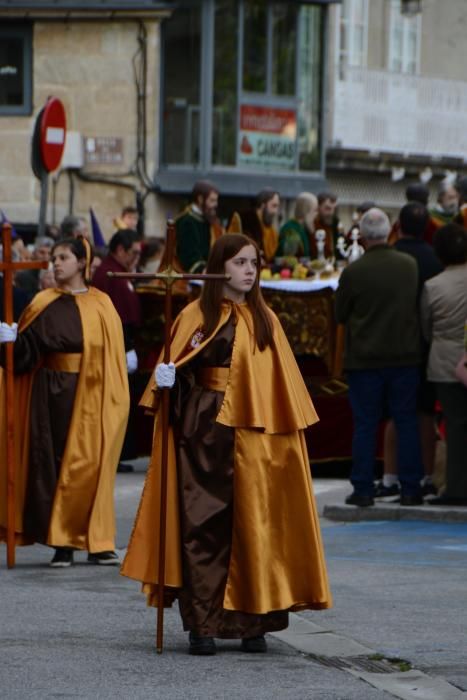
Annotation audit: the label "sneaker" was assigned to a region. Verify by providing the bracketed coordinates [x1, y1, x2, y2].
[421, 481, 438, 498]
[241, 635, 268, 653]
[345, 492, 374, 507]
[117, 462, 134, 473]
[87, 551, 121, 565]
[188, 633, 217, 656]
[49, 548, 74, 568]
[399, 494, 424, 506]
[374, 480, 400, 499]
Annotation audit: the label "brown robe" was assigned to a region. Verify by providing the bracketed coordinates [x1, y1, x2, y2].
[13, 295, 82, 542]
[174, 318, 287, 637]
[0, 287, 130, 552]
[121, 300, 331, 639]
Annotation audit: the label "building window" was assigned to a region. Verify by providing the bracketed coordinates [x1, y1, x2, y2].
[388, 0, 421, 74]
[0, 24, 32, 116]
[242, 3, 297, 97]
[298, 6, 322, 171]
[162, 1, 324, 177]
[213, 0, 239, 166]
[338, 0, 368, 77]
[162, 6, 202, 165]
[243, 1, 268, 93]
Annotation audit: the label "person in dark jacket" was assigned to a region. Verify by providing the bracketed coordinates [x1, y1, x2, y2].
[335, 208, 424, 507]
[378, 202, 444, 500]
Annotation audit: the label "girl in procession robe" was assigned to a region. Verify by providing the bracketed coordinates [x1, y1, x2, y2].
[121, 233, 332, 655]
[0, 237, 129, 567]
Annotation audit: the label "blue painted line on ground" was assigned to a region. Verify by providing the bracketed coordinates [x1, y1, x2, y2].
[321, 520, 467, 568]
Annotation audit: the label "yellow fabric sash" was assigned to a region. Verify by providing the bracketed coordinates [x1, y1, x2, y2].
[43, 352, 82, 373]
[0, 287, 129, 552]
[196, 367, 229, 392]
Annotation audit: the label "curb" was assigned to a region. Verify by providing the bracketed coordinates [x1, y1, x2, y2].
[273, 614, 467, 700]
[323, 503, 467, 523]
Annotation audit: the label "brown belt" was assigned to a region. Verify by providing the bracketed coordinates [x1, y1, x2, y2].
[43, 352, 82, 373]
[196, 367, 229, 392]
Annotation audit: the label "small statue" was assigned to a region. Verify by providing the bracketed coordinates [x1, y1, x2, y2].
[337, 228, 364, 264]
[314, 229, 326, 263]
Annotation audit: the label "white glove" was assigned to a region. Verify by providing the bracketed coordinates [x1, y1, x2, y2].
[126, 349, 138, 374]
[155, 362, 176, 388]
[0, 322, 18, 343]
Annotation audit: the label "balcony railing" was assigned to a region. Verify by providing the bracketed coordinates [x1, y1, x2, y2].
[330, 65, 467, 160]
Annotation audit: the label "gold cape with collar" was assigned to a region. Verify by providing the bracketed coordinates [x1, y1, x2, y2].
[0, 287, 129, 552]
[121, 300, 331, 614]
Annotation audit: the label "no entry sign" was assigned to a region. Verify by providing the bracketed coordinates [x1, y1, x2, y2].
[38, 97, 67, 173]
[31, 96, 67, 236]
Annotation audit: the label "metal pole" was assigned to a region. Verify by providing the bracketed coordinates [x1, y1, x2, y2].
[38, 172, 49, 238]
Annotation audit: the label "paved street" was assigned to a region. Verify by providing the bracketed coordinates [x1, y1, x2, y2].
[1, 464, 466, 699]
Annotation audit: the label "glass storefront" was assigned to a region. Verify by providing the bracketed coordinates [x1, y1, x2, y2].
[160, 0, 327, 191]
[162, 5, 202, 165]
[213, 0, 238, 166]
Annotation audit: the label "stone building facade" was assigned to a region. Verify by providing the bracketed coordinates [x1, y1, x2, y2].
[0, 2, 170, 240]
[0, 0, 337, 240]
[326, 0, 467, 224]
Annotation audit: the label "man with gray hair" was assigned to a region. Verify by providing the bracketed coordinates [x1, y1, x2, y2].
[276, 192, 317, 257]
[15, 235, 55, 302]
[335, 208, 424, 507]
[59, 215, 90, 240]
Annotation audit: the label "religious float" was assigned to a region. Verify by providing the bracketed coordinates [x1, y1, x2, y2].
[133, 229, 366, 464]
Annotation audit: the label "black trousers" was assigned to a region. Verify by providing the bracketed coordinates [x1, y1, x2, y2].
[436, 382, 467, 499]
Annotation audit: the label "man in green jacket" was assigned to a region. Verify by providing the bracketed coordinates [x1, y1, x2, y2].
[335, 208, 424, 507]
[175, 180, 221, 273]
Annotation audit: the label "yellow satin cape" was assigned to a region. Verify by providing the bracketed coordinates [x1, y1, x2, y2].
[121, 300, 332, 614]
[0, 287, 130, 552]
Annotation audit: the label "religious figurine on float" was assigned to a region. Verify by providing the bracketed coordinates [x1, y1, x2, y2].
[314, 229, 327, 263]
[336, 228, 365, 264]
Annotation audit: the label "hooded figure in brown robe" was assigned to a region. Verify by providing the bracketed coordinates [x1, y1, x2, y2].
[0, 242, 129, 564]
[121, 234, 331, 653]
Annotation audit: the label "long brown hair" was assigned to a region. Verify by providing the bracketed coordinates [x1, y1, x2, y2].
[200, 233, 274, 350]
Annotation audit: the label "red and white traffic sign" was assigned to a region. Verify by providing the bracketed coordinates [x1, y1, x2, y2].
[39, 97, 67, 173]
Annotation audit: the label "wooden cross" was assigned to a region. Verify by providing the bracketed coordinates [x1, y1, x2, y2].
[108, 219, 228, 653]
[0, 223, 48, 568]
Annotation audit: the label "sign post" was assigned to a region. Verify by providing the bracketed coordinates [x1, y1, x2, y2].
[31, 97, 67, 236]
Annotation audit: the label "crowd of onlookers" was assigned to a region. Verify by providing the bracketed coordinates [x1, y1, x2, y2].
[3, 177, 467, 503]
[6, 207, 164, 307]
[336, 201, 467, 507]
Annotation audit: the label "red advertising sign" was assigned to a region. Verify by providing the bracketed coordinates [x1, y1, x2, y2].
[238, 105, 297, 170]
[39, 97, 67, 173]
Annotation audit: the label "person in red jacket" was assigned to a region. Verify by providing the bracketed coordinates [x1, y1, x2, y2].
[93, 229, 142, 471]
